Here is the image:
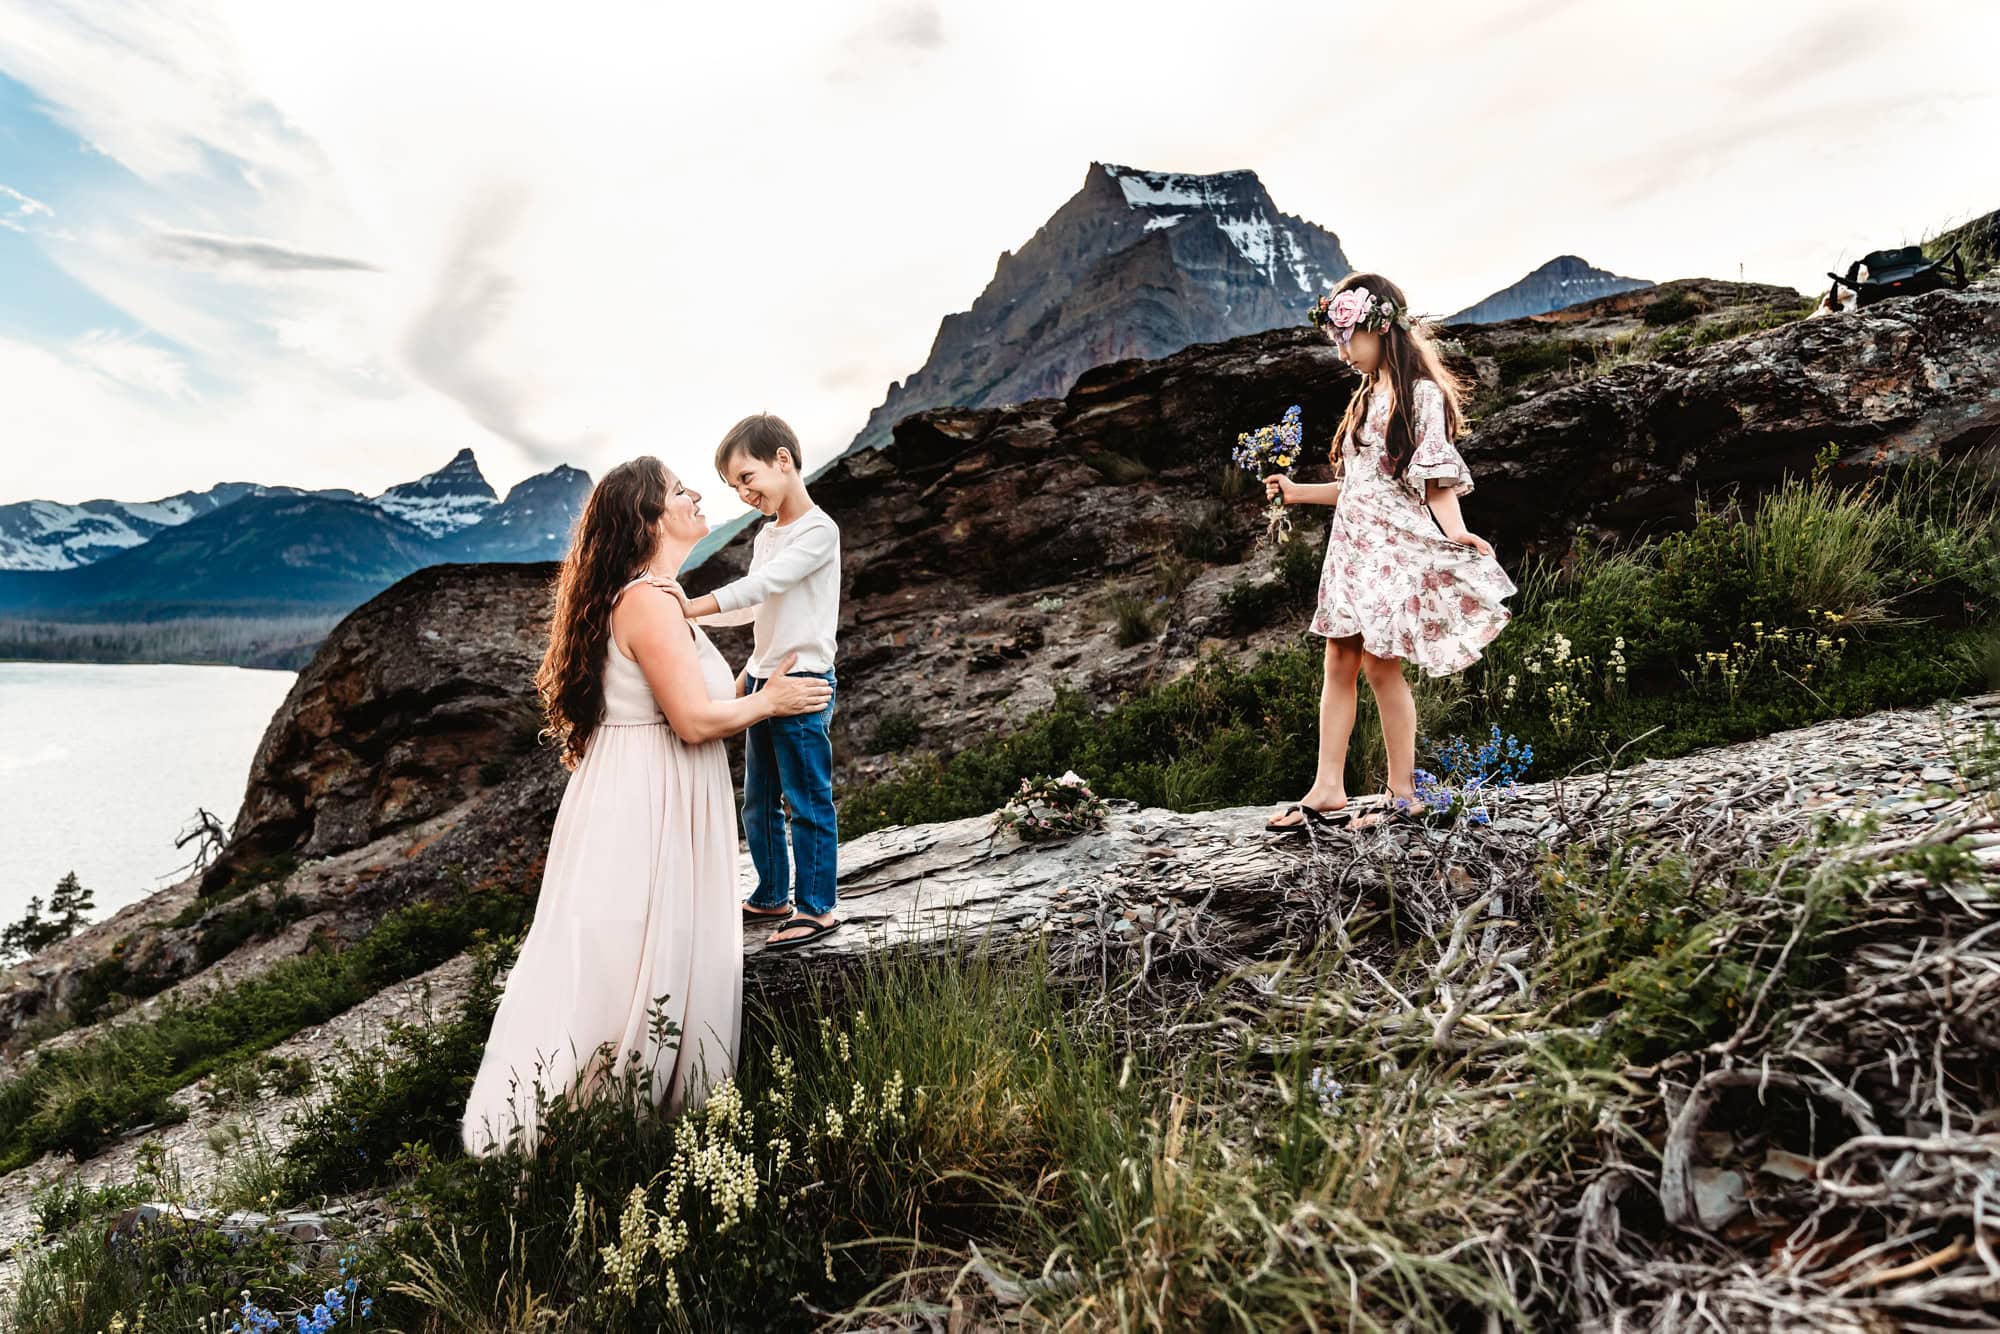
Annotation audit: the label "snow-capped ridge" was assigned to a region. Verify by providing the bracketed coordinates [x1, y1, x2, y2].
[1099, 163, 1330, 296]
[370, 448, 499, 538]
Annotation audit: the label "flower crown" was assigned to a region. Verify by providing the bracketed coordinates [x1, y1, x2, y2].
[1309, 286, 1405, 344]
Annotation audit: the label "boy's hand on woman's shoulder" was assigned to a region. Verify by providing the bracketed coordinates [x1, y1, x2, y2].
[649, 577, 692, 612]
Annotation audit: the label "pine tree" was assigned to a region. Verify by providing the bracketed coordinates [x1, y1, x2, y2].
[1, 872, 93, 963]
[48, 871, 94, 935]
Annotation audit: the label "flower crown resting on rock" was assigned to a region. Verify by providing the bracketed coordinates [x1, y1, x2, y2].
[1309, 286, 1405, 344]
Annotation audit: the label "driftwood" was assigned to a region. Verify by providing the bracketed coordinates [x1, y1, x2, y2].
[741, 799, 1547, 1012]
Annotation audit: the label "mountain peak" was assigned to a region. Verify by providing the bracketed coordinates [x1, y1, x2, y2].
[836, 162, 1351, 459]
[1448, 256, 1654, 325]
[373, 450, 498, 537]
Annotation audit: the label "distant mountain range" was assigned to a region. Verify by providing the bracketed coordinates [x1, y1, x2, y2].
[838, 162, 1351, 459]
[0, 451, 590, 621]
[0, 448, 538, 572]
[1447, 255, 1654, 325]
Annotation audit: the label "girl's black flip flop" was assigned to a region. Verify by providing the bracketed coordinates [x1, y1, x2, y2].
[1265, 804, 1314, 833]
[1269, 797, 1386, 832]
[765, 916, 841, 950]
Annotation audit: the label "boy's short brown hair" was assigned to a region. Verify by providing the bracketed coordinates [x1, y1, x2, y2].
[715, 413, 802, 475]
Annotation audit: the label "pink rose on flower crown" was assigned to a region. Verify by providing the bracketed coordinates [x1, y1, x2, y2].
[1326, 288, 1370, 340]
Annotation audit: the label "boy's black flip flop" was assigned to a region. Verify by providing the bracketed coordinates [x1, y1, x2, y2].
[765, 916, 841, 950]
[743, 903, 792, 923]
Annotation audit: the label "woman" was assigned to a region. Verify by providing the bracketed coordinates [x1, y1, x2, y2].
[461, 456, 831, 1156]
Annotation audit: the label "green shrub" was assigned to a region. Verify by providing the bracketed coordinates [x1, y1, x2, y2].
[866, 710, 922, 754]
[1107, 592, 1159, 647]
[1212, 464, 1253, 501]
[280, 937, 510, 1199]
[1082, 451, 1151, 484]
[1180, 500, 1243, 562]
[843, 459, 1996, 835]
[195, 889, 312, 966]
[1495, 340, 1578, 385]
[1152, 549, 1199, 599]
[1221, 577, 1288, 631]
[0, 889, 537, 1172]
[1642, 290, 1705, 325]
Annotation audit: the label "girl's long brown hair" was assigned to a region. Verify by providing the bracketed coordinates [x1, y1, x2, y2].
[537, 456, 671, 767]
[1327, 273, 1468, 485]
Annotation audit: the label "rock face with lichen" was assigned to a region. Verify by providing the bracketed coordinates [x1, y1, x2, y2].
[204, 562, 556, 891]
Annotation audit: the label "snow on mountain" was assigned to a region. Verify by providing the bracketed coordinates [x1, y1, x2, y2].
[0, 451, 587, 584]
[370, 448, 499, 538]
[1101, 165, 1338, 297]
[838, 162, 1351, 459]
[0, 483, 264, 572]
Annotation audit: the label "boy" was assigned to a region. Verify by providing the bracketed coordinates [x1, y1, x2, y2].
[670, 413, 842, 949]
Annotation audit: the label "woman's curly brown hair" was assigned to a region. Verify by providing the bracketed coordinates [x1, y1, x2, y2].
[537, 456, 671, 767]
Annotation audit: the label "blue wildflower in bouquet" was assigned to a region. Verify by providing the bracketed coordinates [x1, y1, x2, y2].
[1412, 725, 1533, 825]
[1232, 404, 1304, 543]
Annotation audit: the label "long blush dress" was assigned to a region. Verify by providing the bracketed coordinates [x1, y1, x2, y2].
[461, 579, 742, 1155]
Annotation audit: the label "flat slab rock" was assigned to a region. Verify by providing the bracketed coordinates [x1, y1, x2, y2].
[744, 693, 1999, 980]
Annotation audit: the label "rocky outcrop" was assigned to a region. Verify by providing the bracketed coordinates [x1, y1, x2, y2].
[840, 163, 1350, 459]
[1447, 254, 1653, 324]
[1466, 280, 2000, 549]
[204, 562, 557, 888]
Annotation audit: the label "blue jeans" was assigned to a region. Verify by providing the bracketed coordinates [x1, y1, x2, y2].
[742, 671, 839, 917]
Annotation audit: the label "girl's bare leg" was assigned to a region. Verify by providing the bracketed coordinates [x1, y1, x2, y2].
[1349, 652, 1421, 828]
[1362, 650, 1418, 798]
[1271, 636, 1362, 827]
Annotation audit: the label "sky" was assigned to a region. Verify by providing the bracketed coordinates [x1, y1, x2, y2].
[2, 0, 1996, 521]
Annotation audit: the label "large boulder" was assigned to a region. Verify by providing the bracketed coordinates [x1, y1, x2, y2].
[205, 562, 556, 890]
[1469, 281, 2000, 549]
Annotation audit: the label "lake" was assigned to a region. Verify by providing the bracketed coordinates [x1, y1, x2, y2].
[0, 662, 296, 932]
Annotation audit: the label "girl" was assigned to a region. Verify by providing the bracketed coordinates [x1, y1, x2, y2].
[1263, 274, 1515, 832]
[461, 457, 830, 1155]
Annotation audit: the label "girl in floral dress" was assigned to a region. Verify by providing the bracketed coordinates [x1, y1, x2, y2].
[1263, 273, 1515, 831]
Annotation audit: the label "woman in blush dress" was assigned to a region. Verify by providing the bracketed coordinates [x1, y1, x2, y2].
[461, 456, 830, 1156]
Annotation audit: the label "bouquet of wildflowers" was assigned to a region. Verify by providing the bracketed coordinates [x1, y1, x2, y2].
[1232, 404, 1304, 543]
[1411, 725, 1533, 825]
[992, 771, 1109, 842]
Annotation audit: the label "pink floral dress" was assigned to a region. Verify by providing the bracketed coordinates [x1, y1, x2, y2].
[1309, 378, 1515, 675]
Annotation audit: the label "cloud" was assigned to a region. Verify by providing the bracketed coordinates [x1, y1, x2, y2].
[401, 184, 578, 465]
[152, 228, 379, 272]
[879, 3, 943, 49]
[68, 329, 196, 399]
[2, 182, 53, 216]
[1, 181, 54, 232]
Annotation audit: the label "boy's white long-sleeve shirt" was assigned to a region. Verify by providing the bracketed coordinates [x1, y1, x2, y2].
[700, 506, 841, 678]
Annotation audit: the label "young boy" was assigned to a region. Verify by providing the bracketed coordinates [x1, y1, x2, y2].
[670, 413, 842, 950]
